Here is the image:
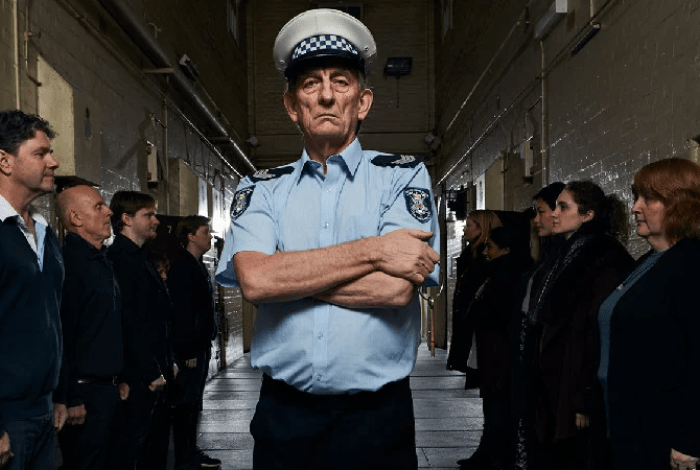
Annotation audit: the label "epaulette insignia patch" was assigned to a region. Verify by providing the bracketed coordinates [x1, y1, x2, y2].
[403, 187, 432, 222]
[371, 154, 424, 168]
[248, 166, 294, 183]
[230, 187, 255, 220]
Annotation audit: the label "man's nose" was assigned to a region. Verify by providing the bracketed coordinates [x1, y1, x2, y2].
[47, 153, 59, 169]
[318, 79, 334, 103]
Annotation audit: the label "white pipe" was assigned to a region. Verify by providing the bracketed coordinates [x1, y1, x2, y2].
[12, 0, 20, 107]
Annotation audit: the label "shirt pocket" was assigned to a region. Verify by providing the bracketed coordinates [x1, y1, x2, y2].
[336, 189, 389, 243]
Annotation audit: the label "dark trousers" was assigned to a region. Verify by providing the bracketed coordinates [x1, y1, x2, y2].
[58, 384, 120, 470]
[482, 395, 512, 469]
[251, 375, 417, 470]
[4, 412, 55, 470]
[171, 349, 210, 465]
[117, 382, 158, 470]
[536, 432, 588, 470]
[137, 392, 170, 470]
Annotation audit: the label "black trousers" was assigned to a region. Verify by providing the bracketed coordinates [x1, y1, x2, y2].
[482, 394, 512, 469]
[250, 376, 418, 470]
[171, 348, 211, 465]
[58, 383, 121, 470]
[117, 382, 159, 470]
[251, 375, 417, 470]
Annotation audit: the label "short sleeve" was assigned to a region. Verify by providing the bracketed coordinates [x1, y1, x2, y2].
[215, 181, 278, 288]
[379, 164, 441, 287]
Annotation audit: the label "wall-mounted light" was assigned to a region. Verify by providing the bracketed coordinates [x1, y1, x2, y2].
[384, 57, 412, 76]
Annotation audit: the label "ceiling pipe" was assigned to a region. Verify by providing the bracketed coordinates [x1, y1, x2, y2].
[99, 0, 256, 173]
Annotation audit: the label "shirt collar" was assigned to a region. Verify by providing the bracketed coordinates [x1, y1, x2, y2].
[65, 231, 106, 259]
[0, 193, 48, 227]
[298, 138, 363, 181]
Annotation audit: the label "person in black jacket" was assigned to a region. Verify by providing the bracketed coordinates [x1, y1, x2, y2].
[167, 215, 220, 469]
[469, 227, 532, 470]
[0, 110, 63, 470]
[54, 185, 122, 470]
[534, 181, 634, 470]
[598, 159, 700, 470]
[107, 191, 173, 470]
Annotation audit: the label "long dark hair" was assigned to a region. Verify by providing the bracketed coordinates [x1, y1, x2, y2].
[565, 180, 628, 243]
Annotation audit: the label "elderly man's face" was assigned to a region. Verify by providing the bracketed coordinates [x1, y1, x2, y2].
[76, 187, 113, 245]
[283, 66, 373, 151]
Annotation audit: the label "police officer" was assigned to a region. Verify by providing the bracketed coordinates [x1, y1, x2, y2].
[54, 185, 122, 469]
[216, 9, 440, 469]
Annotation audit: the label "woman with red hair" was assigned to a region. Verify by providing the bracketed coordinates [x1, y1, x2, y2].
[598, 158, 700, 470]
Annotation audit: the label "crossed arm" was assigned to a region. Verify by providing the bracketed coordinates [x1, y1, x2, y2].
[234, 228, 439, 308]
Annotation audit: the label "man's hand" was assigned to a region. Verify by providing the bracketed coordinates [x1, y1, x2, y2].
[173, 363, 179, 378]
[575, 413, 589, 429]
[185, 358, 198, 368]
[375, 229, 439, 285]
[671, 448, 699, 469]
[0, 432, 13, 469]
[118, 383, 130, 401]
[53, 403, 67, 431]
[67, 404, 87, 426]
[148, 375, 166, 392]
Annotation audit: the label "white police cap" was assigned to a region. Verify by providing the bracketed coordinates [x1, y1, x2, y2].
[273, 9, 377, 79]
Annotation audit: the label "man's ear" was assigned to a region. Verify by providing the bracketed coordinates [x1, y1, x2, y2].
[283, 91, 299, 123]
[582, 210, 594, 223]
[121, 212, 132, 228]
[68, 210, 82, 228]
[0, 150, 13, 176]
[357, 88, 374, 121]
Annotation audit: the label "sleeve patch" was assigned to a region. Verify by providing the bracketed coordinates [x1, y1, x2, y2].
[371, 154, 424, 168]
[230, 187, 255, 220]
[404, 187, 432, 222]
[248, 166, 294, 182]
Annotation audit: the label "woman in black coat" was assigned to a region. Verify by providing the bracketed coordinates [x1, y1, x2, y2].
[511, 182, 566, 470]
[447, 210, 501, 376]
[468, 227, 532, 470]
[533, 181, 634, 470]
[598, 158, 700, 470]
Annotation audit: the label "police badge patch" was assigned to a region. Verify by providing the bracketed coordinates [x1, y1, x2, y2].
[403, 187, 432, 222]
[230, 187, 255, 220]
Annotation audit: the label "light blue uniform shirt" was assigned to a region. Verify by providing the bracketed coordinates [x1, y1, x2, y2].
[216, 139, 440, 394]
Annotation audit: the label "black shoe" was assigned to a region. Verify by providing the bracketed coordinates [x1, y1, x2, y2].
[194, 448, 221, 468]
[457, 448, 488, 469]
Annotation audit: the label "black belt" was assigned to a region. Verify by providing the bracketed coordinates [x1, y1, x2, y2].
[261, 374, 410, 408]
[76, 376, 118, 386]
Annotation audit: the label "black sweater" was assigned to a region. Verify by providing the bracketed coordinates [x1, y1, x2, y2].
[107, 233, 172, 387]
[167, 249, 217, 361]
[0, 217, 64, 435]
[55, 233, 123, 407]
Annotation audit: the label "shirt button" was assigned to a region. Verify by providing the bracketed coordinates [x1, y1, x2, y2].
[324, 222, 329, 229]
[326, 188, 331, 193]
[317, 333, 323, 340]
[316, 374, 322, 381]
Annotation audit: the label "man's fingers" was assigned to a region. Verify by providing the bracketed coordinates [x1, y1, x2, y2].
[405, 229, 434, 241]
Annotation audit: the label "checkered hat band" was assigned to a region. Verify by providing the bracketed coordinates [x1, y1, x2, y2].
[292, 35, 359, 60]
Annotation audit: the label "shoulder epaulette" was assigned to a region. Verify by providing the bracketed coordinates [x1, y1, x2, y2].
[248, 166, 295, 183]
[371, 154, 424, 168]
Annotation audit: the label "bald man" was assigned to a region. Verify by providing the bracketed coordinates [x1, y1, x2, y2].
[54, 185, 124, 470]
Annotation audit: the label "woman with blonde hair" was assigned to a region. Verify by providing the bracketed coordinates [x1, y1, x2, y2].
[598, 158, 700, 470]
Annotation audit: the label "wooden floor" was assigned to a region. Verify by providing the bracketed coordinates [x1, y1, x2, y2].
[195, 344, 482, 469]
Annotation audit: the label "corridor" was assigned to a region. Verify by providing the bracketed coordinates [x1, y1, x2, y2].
[195, 344, 482, 469]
